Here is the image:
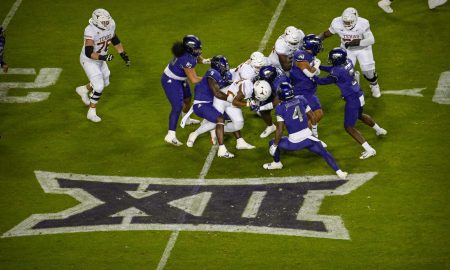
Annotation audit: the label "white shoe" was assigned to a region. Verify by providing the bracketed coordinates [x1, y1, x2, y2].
[370, 84, 381, 98]
[336, 170, 348, 180]
[376, 128, 387, 136]
[429, 0, 447, 9]
[360, 149, 376, 159]
[210, 130, 217, 145]
[260, 124, 276, 138]
[236, 138, 255, 150]
[164, 133, 183, 146]
[184, 118, 201, 125]
[76, 86, 90, 106]
[186, 132, 198, 148]
[378, 0, 393, 13]
[263, 161, 283, 170]
[87, 111, 101, 122]
[217, 146, 234, 158]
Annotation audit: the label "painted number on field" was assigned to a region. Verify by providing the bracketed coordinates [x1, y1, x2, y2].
[2, 170, 377, 240]
[0, 68, 62, 103]
[432, 71, 450, 104]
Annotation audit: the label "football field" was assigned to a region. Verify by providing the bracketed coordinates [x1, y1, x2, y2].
[0, 0, 449, 269]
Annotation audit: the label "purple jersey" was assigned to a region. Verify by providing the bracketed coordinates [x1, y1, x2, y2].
[275, 96, 310, 136]
[290, 49, 317, 96]
[317, 60, 363, 99]
[271, 69, 290, 93]
[194, 69, 229, 102]
[165, 52, 198, 80]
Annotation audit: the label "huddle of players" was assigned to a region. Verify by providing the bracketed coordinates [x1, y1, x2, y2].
[177, 7, 388, 179]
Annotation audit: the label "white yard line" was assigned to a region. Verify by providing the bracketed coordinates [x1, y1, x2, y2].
[156, 1, 286, 269]
[2, 0, 22, 29]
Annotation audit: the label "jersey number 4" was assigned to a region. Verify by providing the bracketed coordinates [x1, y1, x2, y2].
[292, 106, 304, 122]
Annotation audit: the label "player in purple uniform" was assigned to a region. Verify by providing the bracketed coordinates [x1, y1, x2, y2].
[161, 35, 210, 146]
[255, 65, 290, 138]
[186, 55, 235, 158]
[317, 48, 387, 159]
[290, 34, 324, 138]
[0, 26, 8, 73]
[263, 82, 348, 180]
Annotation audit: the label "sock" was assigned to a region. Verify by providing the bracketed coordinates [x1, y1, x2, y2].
[362, 142, 374, 152]
[168, 130, 176, 136]
[236, 137, 244, 144]
[372, 123, 382, 132]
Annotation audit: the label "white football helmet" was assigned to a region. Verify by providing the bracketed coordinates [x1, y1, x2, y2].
[250, 52, 268, 70]
[341, 7, 358, 30]
[253, 80, 272, 102]
[283, 26, 302, 48]
[89, 8, 112, 30]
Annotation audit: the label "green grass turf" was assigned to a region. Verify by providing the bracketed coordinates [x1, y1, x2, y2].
[0, 0, 449, 269]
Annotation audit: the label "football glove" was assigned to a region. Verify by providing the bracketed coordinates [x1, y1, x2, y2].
[248, 99, 260, 112]
[269, 144, 278, 156]
[120, 51, 131, 66]
[99, 54, 114, 61]
[344, 39, 361, 48]
[202, 58, 211, 64]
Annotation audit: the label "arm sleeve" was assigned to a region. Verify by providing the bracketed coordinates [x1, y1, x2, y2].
[111, 34, 120, 45]
[360, 31, 375, 46]
[319, 65, 333, 73]
[316, 75, 337, 85]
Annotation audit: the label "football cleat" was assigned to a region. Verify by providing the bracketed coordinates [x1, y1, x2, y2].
[260, 124, 276, 138]
[370, 84, 381, 98]
[217, 147, 234, 158]
[164, 133, 183, 146]
[378, 0, 393, 13]
[263, 161, 283, 170]
[87, 111, 101, 123]
[76, 86, 90, 106]
[184, 118, 201, 125]
[376, 128, 387, 136]
[186, 132, 198, 148]
[360, 149, 376, 159]
[429, 0, 447, 9]
[236, 138, 255, 150]
[336, 170, 348, 180]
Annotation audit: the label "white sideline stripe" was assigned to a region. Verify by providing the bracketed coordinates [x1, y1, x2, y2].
[258, 0, 287, 53]
[0, 68, 36, 75]
[156, 1, 286, 269]
[2, 0, 22, 29]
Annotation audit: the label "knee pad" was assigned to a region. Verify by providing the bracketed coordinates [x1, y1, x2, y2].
[90, 75, 104, 104]
[362, 70, 378, 83]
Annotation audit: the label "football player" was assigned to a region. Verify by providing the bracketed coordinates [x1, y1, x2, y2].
[254, 65, 290, 138]
[318, 7, 382, 98]
[161, 34, 210, 146]
[76, 8, 131, 122]
[317, 48, 387, 159]
[185, 55, 235, 158]
[230, 51, 268, 81]
[290, 34, 324, 139]
[267, 26, 304, 74]
[263, 82, 348, 180]
[0, 26, 8, 73]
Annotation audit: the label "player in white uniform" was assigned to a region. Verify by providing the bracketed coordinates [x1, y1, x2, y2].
[268, 26, 304, 74]
[230, 51, 268, 81]
[76, 8, 130, 122]
[319, 7, 381, 98]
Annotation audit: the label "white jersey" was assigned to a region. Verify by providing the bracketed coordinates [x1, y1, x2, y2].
[268, 35, 302, 69]
[80, 20, 116, 60]
[329, 17, 372, 50]
[221, 79, 254, 100]
[230, 61, 258, 81]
